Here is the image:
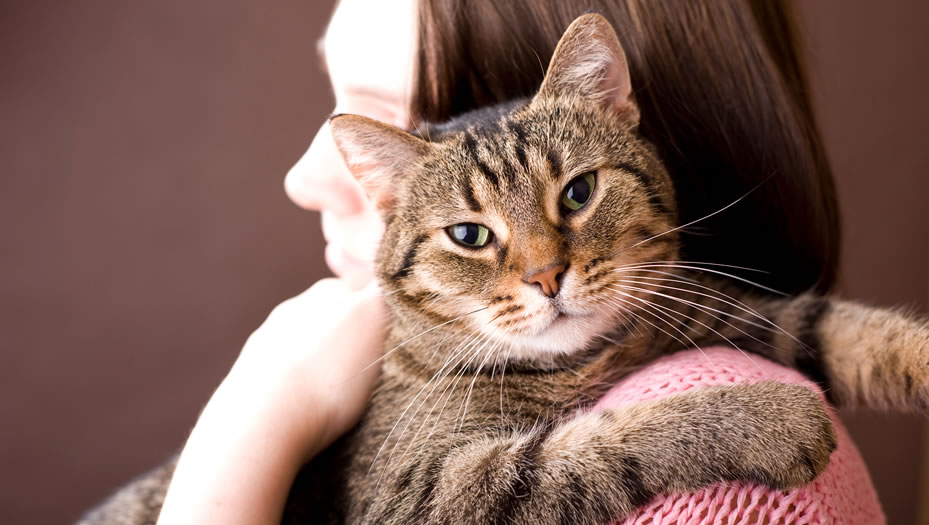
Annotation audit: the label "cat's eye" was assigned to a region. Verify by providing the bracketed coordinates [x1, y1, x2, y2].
[446, 223, 492, 248]
[561, 172, 596, 211]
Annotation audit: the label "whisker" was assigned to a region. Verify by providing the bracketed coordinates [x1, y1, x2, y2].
[611, 269, 811, 353]
[398, 328, 491, 436]
[610, 176, 773, 259]
[396, 334, 489, 465]
[613, 259, 771, 275]
[355, 306, 489, 378]
[609, 292, 708, 360]
[457, 336, 505, 432]
[498, 343, 513, 420]
[398, 314, 515, 464]
[494, 324, 529, 423]
[612, 262, 787, 296]
[591, 300, 643, 341]
[369, 325, 488, 475]
[613, 276, 783, 335]
[600, 294, 697, 354]
[403, 332, 501, 464]
[609, 284, 761, 369]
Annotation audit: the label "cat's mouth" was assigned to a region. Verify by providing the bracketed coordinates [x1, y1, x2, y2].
[550, 298, 585, 319]
[507, 308, 604, 356]
[544, 307, 587, 332]
[494, 295, 611, 356]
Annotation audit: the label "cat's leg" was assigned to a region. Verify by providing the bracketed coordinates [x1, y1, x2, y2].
[704, 278, 929, 413]
[641, 275, 929, 412]
[365, 381, 836, 525]
[789, 296, 929, 411]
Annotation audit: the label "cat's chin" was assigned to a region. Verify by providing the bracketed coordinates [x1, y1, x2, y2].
[503, 312, 613, 359]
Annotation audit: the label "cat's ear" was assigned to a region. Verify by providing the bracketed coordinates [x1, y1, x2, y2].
[534, 13, 638, 124]
[329, 114, 430, 214]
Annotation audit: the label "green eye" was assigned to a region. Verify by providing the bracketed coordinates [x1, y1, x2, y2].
[561, 172, 596, 211]
[447, 223, 492, 248]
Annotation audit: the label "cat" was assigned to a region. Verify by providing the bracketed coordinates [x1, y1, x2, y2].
[79, 13, 929, 525]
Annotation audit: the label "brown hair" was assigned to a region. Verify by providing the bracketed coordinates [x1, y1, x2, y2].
[412, 0, 839, 295]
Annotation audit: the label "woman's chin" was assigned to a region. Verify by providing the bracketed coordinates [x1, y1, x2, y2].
[325, 243, 374, 290]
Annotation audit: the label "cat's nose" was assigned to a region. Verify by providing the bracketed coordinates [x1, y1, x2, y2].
[524, 262, 567, 298]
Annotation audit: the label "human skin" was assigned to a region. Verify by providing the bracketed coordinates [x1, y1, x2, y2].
[285, 0, 416, 290]
[154, 0, 416, 523]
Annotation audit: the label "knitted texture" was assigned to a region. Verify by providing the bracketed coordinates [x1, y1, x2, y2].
[591, 347, 885, 525]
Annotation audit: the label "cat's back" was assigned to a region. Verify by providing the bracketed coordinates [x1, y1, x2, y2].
[77, 458, 176, 525]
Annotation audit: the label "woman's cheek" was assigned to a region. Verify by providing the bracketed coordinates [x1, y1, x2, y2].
[320, 207, 384, 285]
[320, 203, 384, 254]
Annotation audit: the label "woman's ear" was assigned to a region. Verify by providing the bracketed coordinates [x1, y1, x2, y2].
[329, 114, 430, 214]
[533, 13, 638, 125]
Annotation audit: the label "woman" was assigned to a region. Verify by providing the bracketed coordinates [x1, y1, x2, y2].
[84, 0, 878, 523]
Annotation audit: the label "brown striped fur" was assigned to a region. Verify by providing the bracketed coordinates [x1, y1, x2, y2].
[79, 14, 928, 525]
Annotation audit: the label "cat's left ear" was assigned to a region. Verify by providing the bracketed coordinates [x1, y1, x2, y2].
[329, 114, 430, 214]
[533, 13, 638, 125]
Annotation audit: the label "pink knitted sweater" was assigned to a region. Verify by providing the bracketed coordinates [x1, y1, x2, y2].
[591, 347, 885, 525]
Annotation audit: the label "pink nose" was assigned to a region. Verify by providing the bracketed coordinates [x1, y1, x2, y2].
[524, 263, 567, 298]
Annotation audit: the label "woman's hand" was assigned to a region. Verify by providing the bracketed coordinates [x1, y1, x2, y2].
[232, 277, 386, 457]
[156, 278, 386, 525]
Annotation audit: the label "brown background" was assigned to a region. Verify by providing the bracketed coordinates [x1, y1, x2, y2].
[1, 1, 927, 523]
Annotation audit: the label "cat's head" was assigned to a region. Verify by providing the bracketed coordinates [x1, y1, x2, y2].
[331, 14, 678, 364]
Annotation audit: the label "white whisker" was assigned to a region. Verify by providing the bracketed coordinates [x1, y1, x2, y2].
[613, 276, 782, 335]
[357, 306, 489, 378]
[610, 268, 810, 352]
[609, 284, 761, 369]
[600, 294, 697, 354]
[370, 325, 488, 475]
[612, 262, 786, 296]
[611, 176, 772, 259]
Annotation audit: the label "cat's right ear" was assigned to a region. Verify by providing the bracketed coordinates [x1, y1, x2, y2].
[533, 13, 638, 125]
[329, 114, 430, 214]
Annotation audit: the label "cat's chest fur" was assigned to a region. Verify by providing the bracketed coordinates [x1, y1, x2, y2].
[341, 327, 648, 477]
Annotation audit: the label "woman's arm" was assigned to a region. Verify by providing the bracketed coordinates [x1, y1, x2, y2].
[155, 278, 386, 525]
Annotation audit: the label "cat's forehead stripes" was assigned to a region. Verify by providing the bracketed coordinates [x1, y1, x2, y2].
[496, 141, 523, 189]
[506, 120, 531, 174]
[442, 108, 610, 228]
[546, 150, 563, 180]
[461, 119, 540, 192]
[462, 130, 500, 189]
[459, 174, 483, 212]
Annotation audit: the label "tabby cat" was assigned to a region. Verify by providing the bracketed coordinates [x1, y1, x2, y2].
[81, 14, 929, 525]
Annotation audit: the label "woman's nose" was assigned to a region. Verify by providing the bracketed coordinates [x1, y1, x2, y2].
[285, 121, 365, 214]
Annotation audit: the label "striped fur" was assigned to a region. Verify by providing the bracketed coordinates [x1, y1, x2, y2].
[78, 14, 927, 525]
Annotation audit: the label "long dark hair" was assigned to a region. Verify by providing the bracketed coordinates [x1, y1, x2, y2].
[411, 0, 839, 294]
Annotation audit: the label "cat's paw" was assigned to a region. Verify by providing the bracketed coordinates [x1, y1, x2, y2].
[736, 383, 837, 489]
